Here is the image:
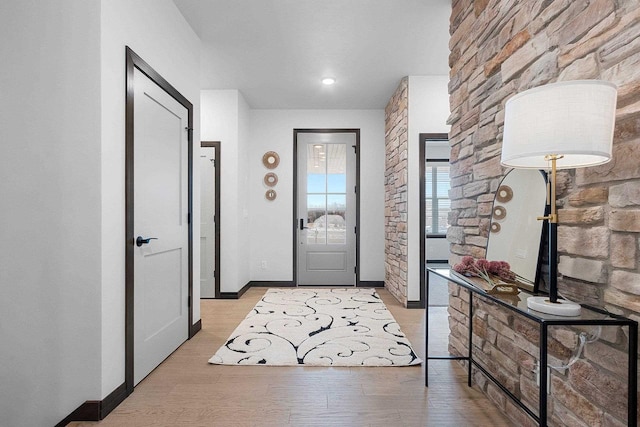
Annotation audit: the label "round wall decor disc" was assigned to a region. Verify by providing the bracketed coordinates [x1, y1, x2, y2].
[265, 189, 277, 201]
[262, 151, 280, 169]
[496, 185, 513, 203]
[492, 205, 507, 220]
[490, 222, 501, 233]
[264, 172, 278, 187]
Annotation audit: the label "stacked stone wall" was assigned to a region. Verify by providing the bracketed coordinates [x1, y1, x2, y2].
[384, 77, 409, 306]
[448, 0, 640, 425]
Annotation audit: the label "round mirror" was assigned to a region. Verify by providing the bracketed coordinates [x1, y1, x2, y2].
[485, 169, 547, 292]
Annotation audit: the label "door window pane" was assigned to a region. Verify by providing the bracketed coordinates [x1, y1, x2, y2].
[307, 195, 326, 222]
[327, 144, 346, 193]
[307, 144, 326, 193]
[307, 173, 326, 193]
[327, 174, 346, 193]
[326, 194, 346, 244]
[307, 194, 326, 244]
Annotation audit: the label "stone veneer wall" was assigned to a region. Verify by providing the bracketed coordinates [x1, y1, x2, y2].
[447, 0, 640, 425]
[384, 77, 409, 306]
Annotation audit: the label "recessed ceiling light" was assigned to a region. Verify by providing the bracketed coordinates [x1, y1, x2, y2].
[321, 77, 336, 85]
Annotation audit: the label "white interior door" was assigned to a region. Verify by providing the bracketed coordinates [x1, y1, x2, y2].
[297, 132, 356, 286]
[133, 68, 189, 385]
[200, 147, 216, 298]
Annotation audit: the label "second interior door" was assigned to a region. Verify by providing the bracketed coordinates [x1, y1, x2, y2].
[200, 145, 216, 298]
[296, 131, 356, 286]
[133, 67, 189, 385]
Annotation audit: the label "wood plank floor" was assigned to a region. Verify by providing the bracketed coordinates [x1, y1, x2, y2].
[70, 288, 513, 426]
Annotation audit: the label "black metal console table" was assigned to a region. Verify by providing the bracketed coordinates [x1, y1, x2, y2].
[425, 267, 637, 427]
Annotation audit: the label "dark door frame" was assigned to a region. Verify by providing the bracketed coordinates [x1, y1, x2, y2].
[200, 141, 221, 299]
[419, 132, 449, 308]
[125, 46, 195, 395]
[293, 128, 361, 286]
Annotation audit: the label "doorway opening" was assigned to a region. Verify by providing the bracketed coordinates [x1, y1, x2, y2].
[419, 132, 449, 308]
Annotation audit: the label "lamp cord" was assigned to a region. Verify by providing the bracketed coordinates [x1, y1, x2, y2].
[548, 326, 601, 371]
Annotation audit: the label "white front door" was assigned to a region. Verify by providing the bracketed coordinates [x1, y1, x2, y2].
[296, 131, 357, 286]
[133, 68, 189, 385]
[200, 146, 216, 298]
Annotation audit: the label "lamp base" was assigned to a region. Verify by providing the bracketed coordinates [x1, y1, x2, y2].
[527, 296, 581, 317]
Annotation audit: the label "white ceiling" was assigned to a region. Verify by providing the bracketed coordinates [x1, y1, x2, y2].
[172, 0, 451, 109]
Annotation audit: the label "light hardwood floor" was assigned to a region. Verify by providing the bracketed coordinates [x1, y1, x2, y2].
[70, 288, 513, 426]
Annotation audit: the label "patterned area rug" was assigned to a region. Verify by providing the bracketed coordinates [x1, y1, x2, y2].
[209, 288, 422, 366]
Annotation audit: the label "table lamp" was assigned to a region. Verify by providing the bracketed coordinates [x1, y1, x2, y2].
[501, 80, 617, 316]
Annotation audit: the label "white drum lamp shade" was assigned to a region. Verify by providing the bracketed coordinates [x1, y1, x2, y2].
[502, 80, 617, 169]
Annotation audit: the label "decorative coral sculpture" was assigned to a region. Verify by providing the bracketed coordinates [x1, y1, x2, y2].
[453, 256, 516, 286]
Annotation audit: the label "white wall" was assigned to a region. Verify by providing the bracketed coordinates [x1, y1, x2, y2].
[238, 95, 252, 288]
[201, 90, 252, 293]
[407, 76, 450, 301]
[0, 2, 201, 423]
[100, 0, 201, 398]
[249, 110, 386, 282]
[0, 2, 102, 426]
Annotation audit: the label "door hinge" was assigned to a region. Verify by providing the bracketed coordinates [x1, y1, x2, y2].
[187, 213, 191, 224]
[213, 159, 216, 167]
[354, 226, 357, 234]
[354, 266, 357, 274]
[354, 185, 357, 193]
[213, 270, 216, 278]
[185, 127, 193, 131]
[188, 298, 191, 308]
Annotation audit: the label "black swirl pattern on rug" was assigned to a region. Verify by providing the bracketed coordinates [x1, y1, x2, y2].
[209, 288, 422, 366]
